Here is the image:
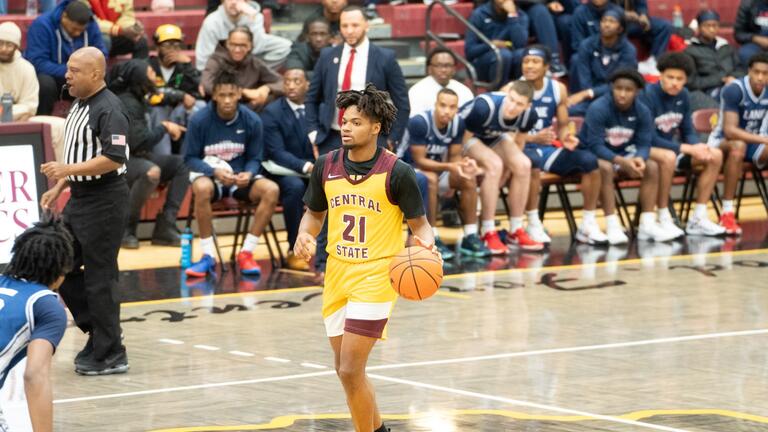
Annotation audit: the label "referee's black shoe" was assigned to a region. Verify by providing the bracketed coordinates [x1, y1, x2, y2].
[75, 350, 129, 376]
[74, 333, 94, 364]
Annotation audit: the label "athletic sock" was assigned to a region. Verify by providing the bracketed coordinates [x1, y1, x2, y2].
[526, 209, 542, 228]
[200, 237, 216, 258]
[722, 200, 734, 213]
[693, 203, 708, 220]
[582, 209, 597, 225]
[639, 212, 657, 227]
[481, 220, 495, 235]
[463, 223, 478, 236]
[657, 207, 672, 223]
[605, 214, 622, 231]
[509, 216, 523, 232]
[241, 233, 259, 253]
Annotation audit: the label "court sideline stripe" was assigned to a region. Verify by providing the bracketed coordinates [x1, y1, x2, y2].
[365, 328, 768, 371]
[53, 327, 768, 405]
[120, 248, 768, 308]
[368, 373, 689, 432]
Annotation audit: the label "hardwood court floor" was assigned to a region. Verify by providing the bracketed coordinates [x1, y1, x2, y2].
[3, 247, 765, 431]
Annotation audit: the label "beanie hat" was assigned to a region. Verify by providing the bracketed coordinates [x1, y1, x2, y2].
[0, 22, 22, 47]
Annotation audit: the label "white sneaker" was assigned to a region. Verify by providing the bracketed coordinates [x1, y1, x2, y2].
[659, 218, 685, 239]
[637, 222, 679, 242]
[686, 217, 727, 237]
[526, 224, 552, 244]
[606, 226, 629, 245]
[575, 222, 609, 245]
[638, 55, 659, 75]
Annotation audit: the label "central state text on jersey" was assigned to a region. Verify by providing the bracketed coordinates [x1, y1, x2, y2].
[335, 244, 369, 259]
[329, 194, 383, 213]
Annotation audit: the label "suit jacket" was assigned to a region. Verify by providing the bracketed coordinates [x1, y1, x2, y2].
[262, 97, 315, 173]
[305, 42, 410, 147]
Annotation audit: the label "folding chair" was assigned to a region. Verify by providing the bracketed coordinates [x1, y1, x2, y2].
[185, 196, 284, 273]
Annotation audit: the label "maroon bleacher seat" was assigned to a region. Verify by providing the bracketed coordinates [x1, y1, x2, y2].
[376, 3, 473, 38]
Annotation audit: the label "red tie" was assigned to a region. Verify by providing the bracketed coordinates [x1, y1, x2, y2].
[338, 47, 356, 126]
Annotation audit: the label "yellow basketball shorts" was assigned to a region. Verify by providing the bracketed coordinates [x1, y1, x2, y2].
[322, 256, 398, 339]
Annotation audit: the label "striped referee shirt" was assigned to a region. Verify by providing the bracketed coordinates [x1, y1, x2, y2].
[63, 87, 130, 182]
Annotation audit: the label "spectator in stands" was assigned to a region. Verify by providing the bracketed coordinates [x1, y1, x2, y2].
[706, 52, 768, 235]
[0, 22, 68, 161]
[261, 68, 315, 271]
[201, 26, 283, 111]
[568, 9, 637, 116]
[88, 0, 148, 59]
[466, 0, 529, 87]
[461, 80, 544, 253]
[0, 22, 39, 121]
[572, 0, 671, 70]
[685, 10, 745, 111]
[580, 69, 679, 244]
[25, 0, 107, 116]
[612, 0, 671, 70]
[407, 88, 490, 259]
[511, 0, 567, 76]
[734, 0, 768, 67]
[148, 24, 203, 155]
[408, 47, 474, 115]
[184, 69, 280, 277]
[195, 0, 291, 70]
[108, 59, 190, 249]
[639, 52, 727, 238]
[518, 46, 608, 246]
[301, 0, 346, 46]
[305, 5, 410, 275]
[286, 17, 332, 81]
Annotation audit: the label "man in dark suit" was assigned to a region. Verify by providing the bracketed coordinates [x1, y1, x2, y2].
[262, 68, 315, 271]
[305, 5, 411, 277]
[306, 5, 410, 156]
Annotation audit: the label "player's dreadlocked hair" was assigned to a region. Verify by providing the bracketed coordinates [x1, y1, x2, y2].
[335, 83, 397, 135]
[4, 215, 74, 287]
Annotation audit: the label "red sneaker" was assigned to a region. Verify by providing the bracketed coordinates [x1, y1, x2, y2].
[718, 212, 742, 236]
[505, 228, 545, 251]
[482, 231, 509, 255]
[236, 250, 262, 276]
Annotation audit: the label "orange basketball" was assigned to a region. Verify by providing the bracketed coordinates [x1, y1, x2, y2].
[389, 246, 443, 301]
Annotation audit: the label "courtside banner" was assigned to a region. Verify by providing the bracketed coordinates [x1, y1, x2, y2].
[0, 124, 50, 266]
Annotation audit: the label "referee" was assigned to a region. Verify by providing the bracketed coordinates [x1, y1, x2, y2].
[40, 47, 131, 376]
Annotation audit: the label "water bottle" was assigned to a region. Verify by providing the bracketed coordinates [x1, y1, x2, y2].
[0, 93, 13, 123]
[180, 227, 193, 268]
[26, 0, 37, 16]
[672, 5, 683, 29]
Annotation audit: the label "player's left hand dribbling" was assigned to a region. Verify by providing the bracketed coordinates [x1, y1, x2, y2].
[40, 162, 69, 181]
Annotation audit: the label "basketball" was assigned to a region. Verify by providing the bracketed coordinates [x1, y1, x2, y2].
[389, 246, 443, 301]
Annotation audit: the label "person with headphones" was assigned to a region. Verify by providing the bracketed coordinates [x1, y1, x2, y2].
[148, 24, 203, 155]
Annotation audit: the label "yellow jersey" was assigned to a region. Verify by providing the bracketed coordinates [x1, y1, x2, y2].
[322, 149, 404, 263]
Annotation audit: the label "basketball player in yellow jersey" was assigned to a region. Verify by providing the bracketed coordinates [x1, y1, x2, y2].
[295, 84, 440, 432]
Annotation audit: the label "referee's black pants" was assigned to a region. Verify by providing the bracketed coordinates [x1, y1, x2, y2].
[59, 178, 129, 361]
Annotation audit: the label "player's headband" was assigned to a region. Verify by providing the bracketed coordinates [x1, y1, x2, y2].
[522, 47, 550, 63]
[696, 10, 720, 24]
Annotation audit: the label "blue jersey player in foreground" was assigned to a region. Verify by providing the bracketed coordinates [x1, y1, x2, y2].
[0, 217, 73, 432]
